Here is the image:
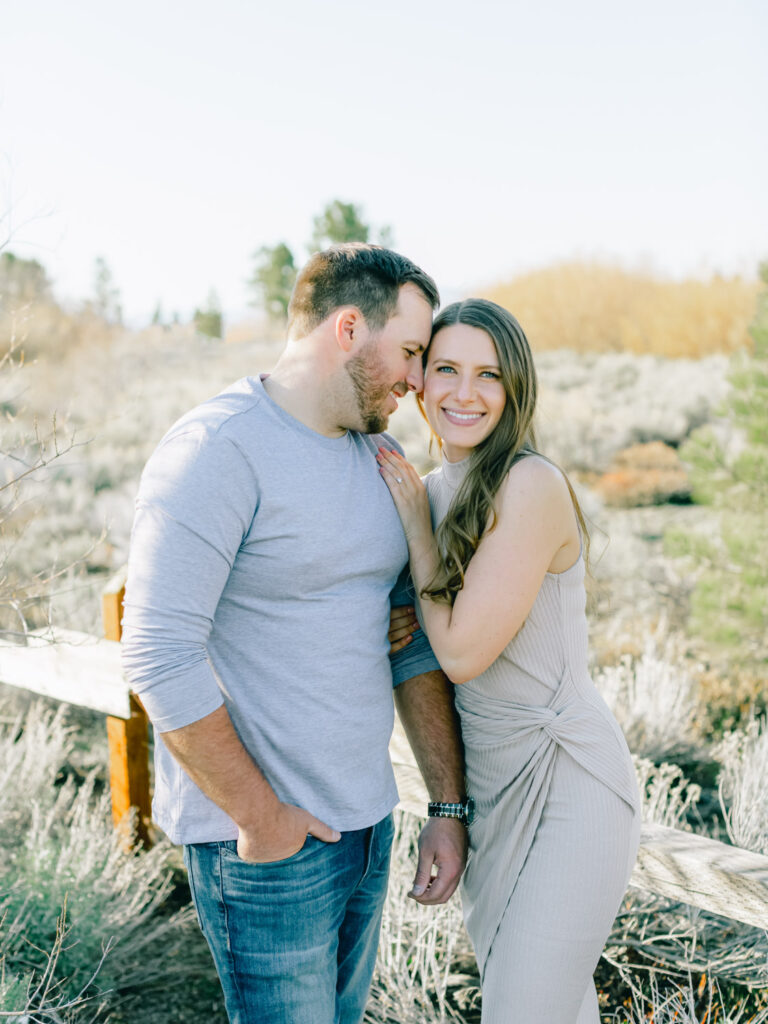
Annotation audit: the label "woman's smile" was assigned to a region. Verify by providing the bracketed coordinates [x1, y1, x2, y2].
[441, 408, 485, 425]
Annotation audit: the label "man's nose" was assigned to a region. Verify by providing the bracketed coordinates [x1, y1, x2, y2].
[406, 362, 424, 392]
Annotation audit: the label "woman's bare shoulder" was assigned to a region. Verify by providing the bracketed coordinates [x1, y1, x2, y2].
[500, 454, 572, 506]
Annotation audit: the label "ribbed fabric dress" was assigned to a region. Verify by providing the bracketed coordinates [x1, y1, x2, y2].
[424, 456, 641, 1024]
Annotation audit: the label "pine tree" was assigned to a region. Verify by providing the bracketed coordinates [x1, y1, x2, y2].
[193, 289, 223, 339]
[92, 256, 122, 324]
[248, 243, 296, 323]
[667, 263, 768, 662]
[248, 201, 392, 324]
[0, 252, 52, 306]
[310, 200, 371, 251]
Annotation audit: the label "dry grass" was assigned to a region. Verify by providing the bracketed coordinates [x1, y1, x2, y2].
[366, 810, 478, 1024]
[0, 300, 115, 363]
[481, 263, 761, 357]
[608, 971, 768, 1023]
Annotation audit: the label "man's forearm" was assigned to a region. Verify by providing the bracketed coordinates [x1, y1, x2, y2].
[394, 669, 465, 802]
[161, 704, 280, 828]
[161, 704, 340, 861]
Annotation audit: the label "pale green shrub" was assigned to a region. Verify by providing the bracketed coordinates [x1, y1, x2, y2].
[633, 757, 701, 829]
[595, 629, 703, 760]
[0, 897, 109, 1021]
[0, 701, 217, 1021]
[716, 716, 768, 855]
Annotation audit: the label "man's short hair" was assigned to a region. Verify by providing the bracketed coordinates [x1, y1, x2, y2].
[287, 243, 440, 339]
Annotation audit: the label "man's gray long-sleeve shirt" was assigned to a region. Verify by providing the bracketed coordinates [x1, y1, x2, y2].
[121, 375, 437, 844]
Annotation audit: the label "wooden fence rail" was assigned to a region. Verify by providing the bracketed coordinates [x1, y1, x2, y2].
[1, 580, 767, 930]
[0, 569, 151, 847]
[390, 728, 768, 931]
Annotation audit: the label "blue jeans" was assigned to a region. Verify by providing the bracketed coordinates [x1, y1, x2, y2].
[183, 814, 394, 1024]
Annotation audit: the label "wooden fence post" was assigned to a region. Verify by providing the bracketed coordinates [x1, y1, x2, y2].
[103, 570, 152, 848]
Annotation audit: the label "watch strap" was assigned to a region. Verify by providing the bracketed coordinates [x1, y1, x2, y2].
[427, 798, 474, 825]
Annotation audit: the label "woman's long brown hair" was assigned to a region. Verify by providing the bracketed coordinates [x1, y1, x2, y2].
[420, 298, 589, 605]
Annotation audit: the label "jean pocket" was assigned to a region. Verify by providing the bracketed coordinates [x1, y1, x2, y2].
[220, 833, 320, 867]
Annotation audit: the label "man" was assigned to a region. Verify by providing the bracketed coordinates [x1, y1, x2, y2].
[121, 244, 469, 1024]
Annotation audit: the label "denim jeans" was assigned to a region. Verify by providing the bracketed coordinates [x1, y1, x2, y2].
[183, 813, 394, 1024]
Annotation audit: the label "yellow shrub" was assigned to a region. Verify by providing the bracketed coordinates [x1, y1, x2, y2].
[1, 300, 113, 362]
[481, 263, 761, 357]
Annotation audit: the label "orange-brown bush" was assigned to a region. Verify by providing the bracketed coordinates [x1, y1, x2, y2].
[481, 263, 760, 357]
[595, 441, 691, 507]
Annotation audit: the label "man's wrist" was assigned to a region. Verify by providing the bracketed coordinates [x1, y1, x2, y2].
[233, 789, 283, 832]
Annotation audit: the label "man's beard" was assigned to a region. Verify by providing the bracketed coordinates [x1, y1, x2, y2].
[345, 343, 398, 434]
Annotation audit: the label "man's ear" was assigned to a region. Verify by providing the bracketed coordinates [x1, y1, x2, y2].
[335, 306, 363, 353]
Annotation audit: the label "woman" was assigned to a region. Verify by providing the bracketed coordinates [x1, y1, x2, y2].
[377, 299, 640, 1024]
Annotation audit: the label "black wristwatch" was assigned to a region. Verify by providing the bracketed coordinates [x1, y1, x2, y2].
[427, 798, 475, 826]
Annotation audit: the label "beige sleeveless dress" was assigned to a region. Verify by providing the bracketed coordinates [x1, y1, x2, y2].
[425, 457, 641, 1024]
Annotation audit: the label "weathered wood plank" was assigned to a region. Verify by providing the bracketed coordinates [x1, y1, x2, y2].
[0, 627, 131, 718]
[390, 715, 768, 930]
[634, 823, 768, 930]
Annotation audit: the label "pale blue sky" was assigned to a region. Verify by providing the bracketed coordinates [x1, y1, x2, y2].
[2, 0, 766, 323]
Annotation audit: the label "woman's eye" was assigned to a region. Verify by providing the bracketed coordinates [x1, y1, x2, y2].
[435, 365, 456, 373]
[480, 371, 500, 379]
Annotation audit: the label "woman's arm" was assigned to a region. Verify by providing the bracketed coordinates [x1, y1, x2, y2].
[377, 450, 579, 684]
